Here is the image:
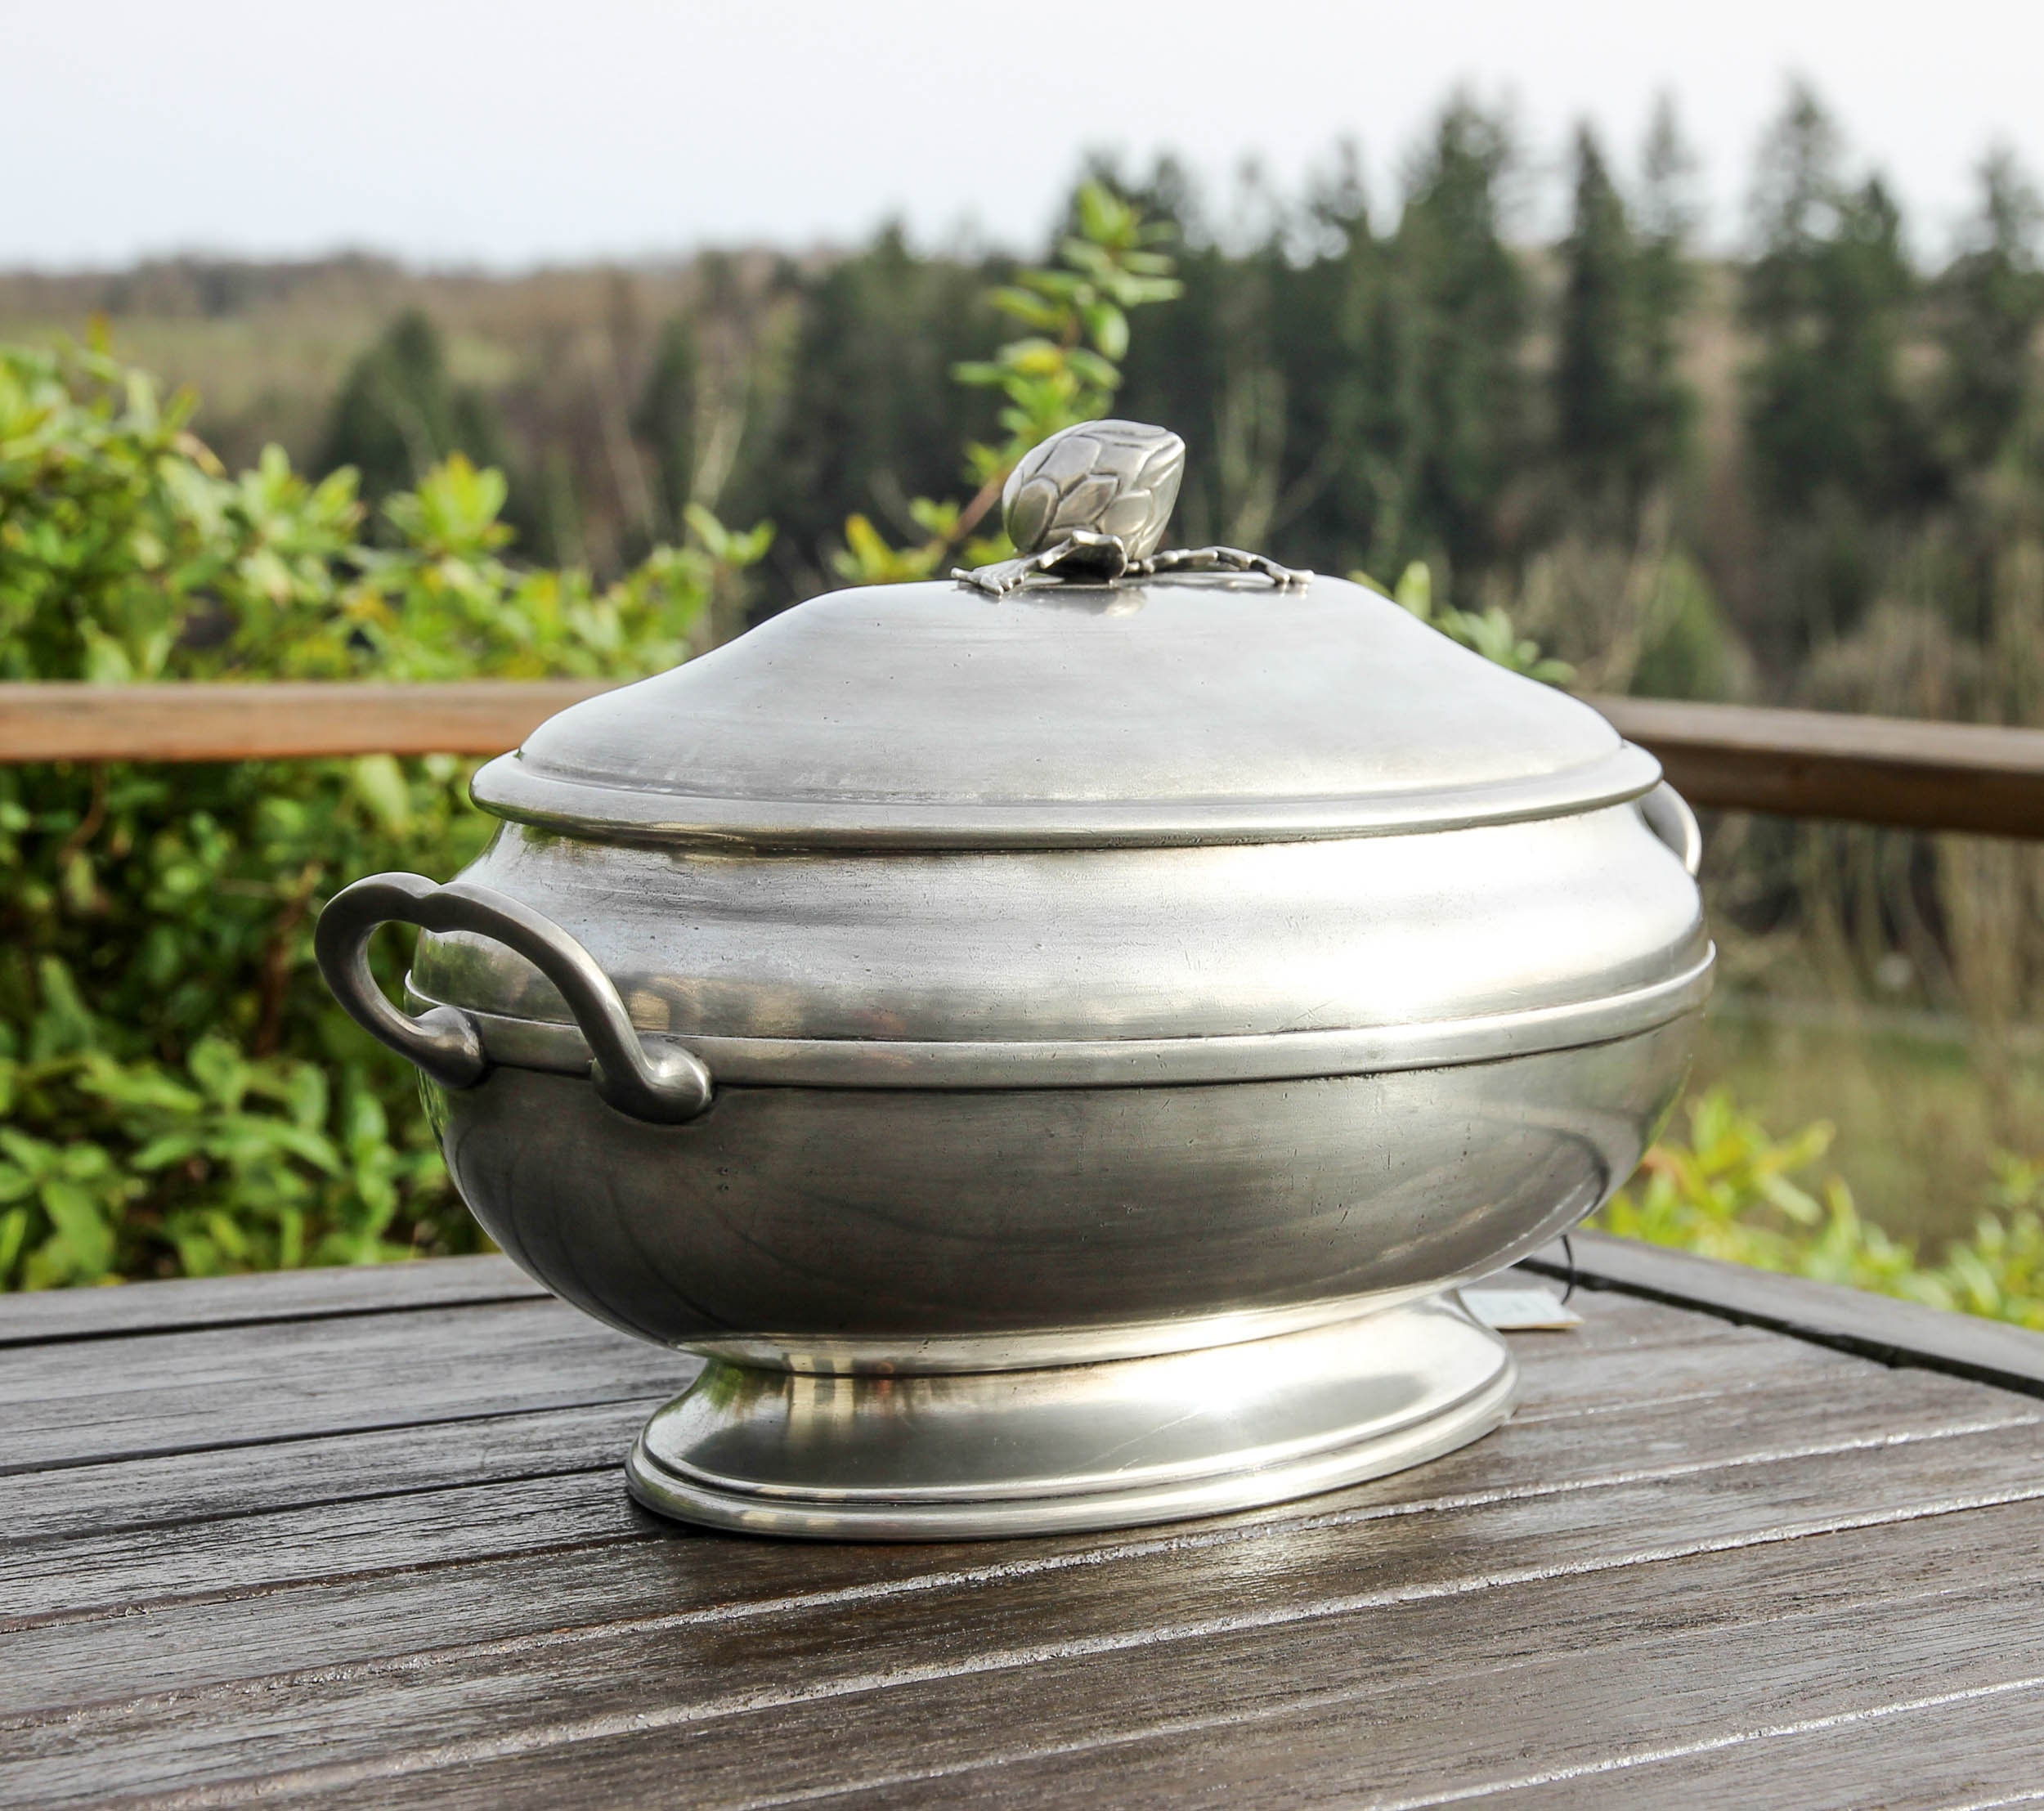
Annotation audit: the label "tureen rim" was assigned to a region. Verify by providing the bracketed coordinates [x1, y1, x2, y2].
[471, 740, 1664, 851]
[406, 941, 1713, 1092]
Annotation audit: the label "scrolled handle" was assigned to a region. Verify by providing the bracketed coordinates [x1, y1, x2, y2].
[1638, 782, 1702, 878]
[314, 872, 713, 1125]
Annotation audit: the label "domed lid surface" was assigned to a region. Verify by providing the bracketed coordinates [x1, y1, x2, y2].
[473, 420, 1656, 849]
[473, 572, 1655, 849]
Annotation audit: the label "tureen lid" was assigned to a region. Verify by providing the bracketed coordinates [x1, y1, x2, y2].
[473, 423, 1658, 849]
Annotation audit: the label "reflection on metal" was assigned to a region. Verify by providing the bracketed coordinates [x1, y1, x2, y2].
[625, 1298, 1515, 1540]
[433, 1028, 1685, 1371]
[1639, 781, 1704, 877]
[953, 420, 1310, 597]
[406, 944, 1714, 1092]
[318, 872, 711, 1124]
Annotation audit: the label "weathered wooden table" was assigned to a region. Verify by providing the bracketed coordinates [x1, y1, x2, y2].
[7, 1234, 2044, 1808]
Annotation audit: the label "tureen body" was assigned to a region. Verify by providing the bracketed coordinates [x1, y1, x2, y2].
[319, 424, 1709, 1539]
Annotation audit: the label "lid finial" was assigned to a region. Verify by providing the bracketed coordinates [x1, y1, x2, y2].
[955, 420, 1311, 597]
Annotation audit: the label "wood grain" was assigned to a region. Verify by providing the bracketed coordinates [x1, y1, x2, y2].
[0, 1298, 697, 1473]
[0, 1295, 1754, 1566]
[1481, 1678, 2044, 1809]
[1593, 692, 2044, 836]
[1528, 1228, 2044, 1395]
[0, 1282, 1735, 1480]
[779, 1565, 2044, 1811]
[0, 1398, 648, 1545]
[1, 1337, 1957, 1628]
[13, 1440, 2044, 1807]
[5, 1369, 2037, 1750]
[0, 1252, 541, 1347]
[0, 679, 609, 764]
[10, 1253, 2044, 1808]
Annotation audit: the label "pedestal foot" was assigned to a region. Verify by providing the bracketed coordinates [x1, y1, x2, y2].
[625, 1295, 1516, 1540]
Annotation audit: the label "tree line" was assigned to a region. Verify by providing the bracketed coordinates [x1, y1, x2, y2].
[316, 83, 2044, 719]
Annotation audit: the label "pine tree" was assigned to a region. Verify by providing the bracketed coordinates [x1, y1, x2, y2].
[1936, 148, 2044, 477]
[1110, 148, 1412, 576]
[1280, 146, 1435, 579]
[1279, 145, 1403, 574]
[1554, 126, 1638, 509]
[1392, 97, 1530, 579]
[1743, 86, 1919, 521]
[1739, 84, 1938, 657]
[728, 226, 996, 599]
[1114, 161, 1237, 539]
[1633, 96, 1701, 500]
[1552, 109, 1700, 529]
[634, 314, 699, 540]
[316, 311, 509, 510]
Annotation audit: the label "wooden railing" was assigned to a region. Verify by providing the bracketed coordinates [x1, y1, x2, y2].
[1590, 697, 2044, 840]
[0, 680, 612, 765]
[5, 680, 2044, 838]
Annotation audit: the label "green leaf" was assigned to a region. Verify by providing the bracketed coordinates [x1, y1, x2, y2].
[1081, 303, 1129, 363]
[1393, 561, 1434, 621]
[74, 1058, 204, 1114]
[1076, 179, 1123, 245]
[40, 1178, 114, 1279]
[349, 754, 413, 835]
[132, 1133, 204, 1171]
[0, 1207, 28, 1284]
[988, 288, 1064, 331]
[188, 1036, 249, 1109]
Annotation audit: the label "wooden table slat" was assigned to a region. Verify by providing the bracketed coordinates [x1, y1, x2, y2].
[0, 1399, 655, 1546]
[1593, 691, 2044, 838]
[1531, 1227, 2044, 1395]
[12, 1453, 2044, 1809]
[1474, 1678, 2044, 1809]
[0, 1290, 1779, 1545]
[8, 1404, 2044, 1786]
[0, 679, 610, 765]
[5, 1338, 1997, 1632]
[771, 1571, 2044, 1811]
[0, 1252, 543, 1347]
[0, 1298, 699, 1474]
[6, 1241, 2043, 1809]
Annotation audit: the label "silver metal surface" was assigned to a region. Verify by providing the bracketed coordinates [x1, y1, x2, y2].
[1005, 420, 1187, 563]
[318, 872, 711, 1123]
[955, 419, 1308, 597]
[623, 1296, 1516, 1540]
[469, 572, 1657, 849]
[1641, 781, 1704, 876]
[428, 1023, 1689, 1365]
[410, 944, 1711, 1091]
[316, 419, 1712, 1538]
[411, 803, 1706, 1052]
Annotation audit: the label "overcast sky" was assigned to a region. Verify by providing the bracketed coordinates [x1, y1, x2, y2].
[4, 0, 2036, 270]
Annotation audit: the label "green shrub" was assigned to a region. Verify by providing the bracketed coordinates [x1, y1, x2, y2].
[0, 338, 765, 1286]
[1359, 558, 1578, 684]
[1592, 1087, 2044, 1330]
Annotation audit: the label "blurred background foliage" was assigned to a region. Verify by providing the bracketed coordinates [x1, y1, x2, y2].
[0, 338, 764, 1285]
[1590, 1089, 2044, 1331]
[7, 83, 2044, 1311]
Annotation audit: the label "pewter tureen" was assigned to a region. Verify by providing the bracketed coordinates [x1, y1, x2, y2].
[318, 422, 1710, 1540]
